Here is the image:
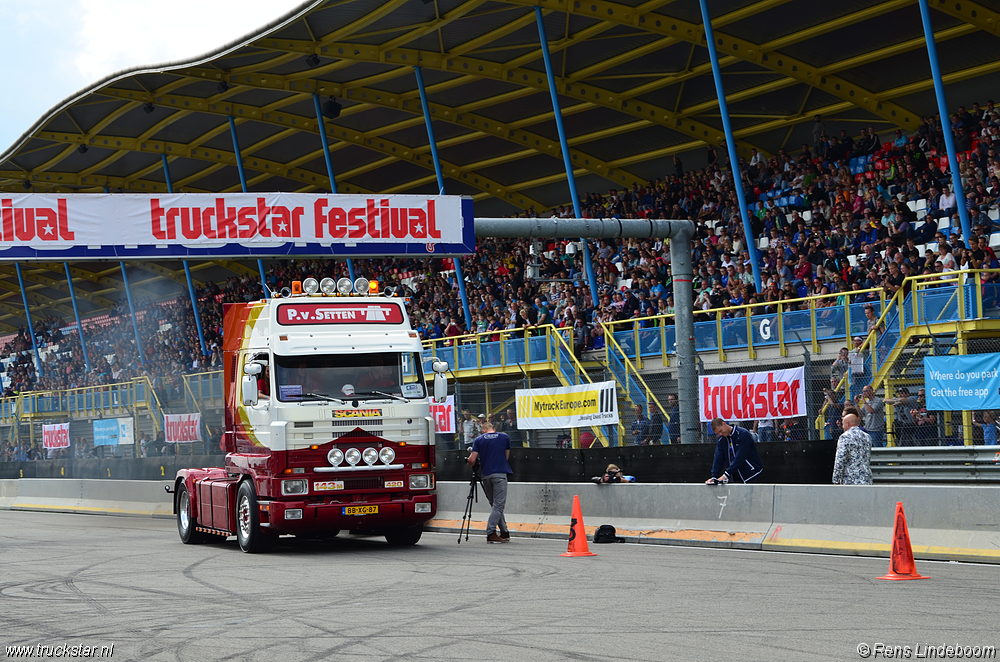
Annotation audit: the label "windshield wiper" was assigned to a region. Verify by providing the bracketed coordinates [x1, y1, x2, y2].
[290, 392, 346, 404]
[352, 390, 408, 402]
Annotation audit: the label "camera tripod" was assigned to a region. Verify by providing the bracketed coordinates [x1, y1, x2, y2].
[458, 461, 480, 544]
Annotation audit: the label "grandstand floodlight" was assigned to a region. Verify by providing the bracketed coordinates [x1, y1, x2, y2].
[321, 97, 342, 120]
[77, 145, 88, 155]
[353, 277, 369, 295]
[143, 102, 155, 114]
[320, 278, 336, 295]
[336, 277, 353, 295]
[302, 278, 319, 294]
[304, 53, 320, 68]
[217, 81, 230, 94]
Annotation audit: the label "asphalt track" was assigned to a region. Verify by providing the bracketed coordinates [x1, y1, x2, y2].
[0, 511, 996, 662]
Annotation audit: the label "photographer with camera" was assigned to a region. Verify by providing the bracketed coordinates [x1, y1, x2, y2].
[466, 421, 513, 543]
[592, 463, 636, 484]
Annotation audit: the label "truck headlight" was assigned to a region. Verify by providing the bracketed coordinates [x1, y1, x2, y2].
[285, 509, 303, 520]
[379, 447, 395, 464]
[345, 448, 361, 466]
[362, 447, 379, 466]
[409, 474, 431, 489]
[328, 448, 344, 466]
[414, 502, 431, 513]
[281, 479, 308, 495]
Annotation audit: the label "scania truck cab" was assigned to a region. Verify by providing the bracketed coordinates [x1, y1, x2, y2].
[173, 276, 447, 552]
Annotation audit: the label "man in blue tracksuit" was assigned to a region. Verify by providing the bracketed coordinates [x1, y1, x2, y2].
[705, 418, 764, 484]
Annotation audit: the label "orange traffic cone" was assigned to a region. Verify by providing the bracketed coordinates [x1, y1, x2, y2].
[560, 495, 597, 557]
[877, 502, 928, 581]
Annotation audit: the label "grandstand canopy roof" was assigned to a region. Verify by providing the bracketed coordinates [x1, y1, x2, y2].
[1, 0, 999, 330]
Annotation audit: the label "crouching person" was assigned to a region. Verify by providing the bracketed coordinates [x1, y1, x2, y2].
[704, 418, 764, 484]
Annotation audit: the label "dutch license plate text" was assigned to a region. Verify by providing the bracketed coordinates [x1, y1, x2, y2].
[343, 505, 378, 516]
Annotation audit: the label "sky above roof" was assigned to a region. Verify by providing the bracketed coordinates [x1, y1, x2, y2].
[0, 0, 304, 154]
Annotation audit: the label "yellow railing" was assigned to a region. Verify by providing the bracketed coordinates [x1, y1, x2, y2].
[421, 323, 575, 372]
[604, 331, 669, 444]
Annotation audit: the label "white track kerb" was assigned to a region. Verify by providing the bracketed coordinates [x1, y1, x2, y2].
[4, 478, 997, 563]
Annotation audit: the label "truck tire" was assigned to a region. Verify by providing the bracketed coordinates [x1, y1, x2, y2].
[236, 481, 275, 553]
[176, 484, 208, 544]
[384, 524, 423, 547]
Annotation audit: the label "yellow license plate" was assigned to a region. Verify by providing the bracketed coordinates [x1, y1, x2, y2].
[343, 505, 378, 516]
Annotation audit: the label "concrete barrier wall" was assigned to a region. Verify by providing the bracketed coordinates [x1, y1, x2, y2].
[3, 478, 998, 563]
[1, 479, 174, 517]
[431, 481, 1000, 563]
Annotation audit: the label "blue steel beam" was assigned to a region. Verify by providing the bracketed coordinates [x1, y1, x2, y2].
[534, 7, 600, 308]
[15, 263, 43, 379]
[697, 0, 763, 293]
[228, 116, 270, 297]
[415, 65, 473, 332]
[119, 262, 145, 367]
[312, 93, 357, 282]
[63, 262, 91, 372]
[917, 0, 973, 249]
[163, 154, 208, 356]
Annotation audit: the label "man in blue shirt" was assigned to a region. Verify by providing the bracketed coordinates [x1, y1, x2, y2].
[467, 422, 514, 543]
[705, 418, 764, 484]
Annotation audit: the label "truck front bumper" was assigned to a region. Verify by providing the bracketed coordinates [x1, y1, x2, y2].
[261, 493, 437, 535]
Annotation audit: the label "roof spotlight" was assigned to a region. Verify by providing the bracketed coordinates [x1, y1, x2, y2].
[353, 277, 369, 294]
[143, 102, 155, 114]
[304, 53, 320, 68]
[279, 287, 292, 298]
[302, 278, 319, 294]
[321, 97, 342, 120]
[336, 277, 353, 295]
[320, 277, 336, 295]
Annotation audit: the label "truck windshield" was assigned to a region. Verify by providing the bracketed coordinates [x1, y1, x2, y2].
[274, 352, 426, 402]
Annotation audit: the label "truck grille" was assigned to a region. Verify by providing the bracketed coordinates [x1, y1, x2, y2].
[344, 477, 384, 491]
[332, 419, 380, 427]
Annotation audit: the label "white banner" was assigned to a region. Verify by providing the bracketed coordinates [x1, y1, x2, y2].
[515, 381, 618, 430]
[699, 366, 806, 423]
[164, 413, 202, 444]
[42, 423, 71, 449]
[429, 395, 456, 435]
[0, 193, 466, 250]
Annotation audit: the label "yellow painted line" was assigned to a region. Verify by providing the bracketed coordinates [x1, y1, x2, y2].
[764, 536, 1000, 559]
[12, 504, 166, 515]
[427, 518, 765, 542]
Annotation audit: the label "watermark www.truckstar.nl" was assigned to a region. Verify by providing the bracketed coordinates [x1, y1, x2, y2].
[857, 643, 996, 659]
[5, 643, 114, 658]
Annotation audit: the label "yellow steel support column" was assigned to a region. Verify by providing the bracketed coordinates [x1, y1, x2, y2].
[660, 320, 667, 365]
[778, 303, 787, 357]
[975, 271, 984, 319]
[957, 328, 973, 446]
[634, 324, 642, 370]
[746, 311, 756, 361]
[716, 311, 726, 362]
[809, 300, 820, 354]
[475, 334, 481, 369]
[844, 297, 852, 347]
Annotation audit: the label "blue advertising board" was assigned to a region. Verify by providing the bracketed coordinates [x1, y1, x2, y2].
[924, 353, 1000, 411]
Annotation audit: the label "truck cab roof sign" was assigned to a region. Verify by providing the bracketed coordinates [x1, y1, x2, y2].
[277, 302, 404, 325]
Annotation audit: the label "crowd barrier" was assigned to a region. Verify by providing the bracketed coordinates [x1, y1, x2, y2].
[0, 478, 172, 517]
[428, 481, 1000, 563]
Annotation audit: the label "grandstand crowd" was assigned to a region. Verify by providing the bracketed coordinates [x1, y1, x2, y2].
[3, 103, 1000, 446]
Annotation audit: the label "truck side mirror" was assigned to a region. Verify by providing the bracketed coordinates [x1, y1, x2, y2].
[434, 372, 447, 403]
[242, 375, 258, 406]
[244, 363, 262, 376]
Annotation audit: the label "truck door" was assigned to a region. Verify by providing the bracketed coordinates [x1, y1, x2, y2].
[241, 352, 271, 448]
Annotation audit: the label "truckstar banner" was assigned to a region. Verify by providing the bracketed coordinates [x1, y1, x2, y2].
[42, 423, 71, 449]
[515, 381, 618, 429]
[93, 418, 135, 446]
[699, 367, 806, 422]
[429, 395, 456, 435]
[164, 413, 202, 444]
[0, 193, 474, 259]
[924, 353, 1000, 411]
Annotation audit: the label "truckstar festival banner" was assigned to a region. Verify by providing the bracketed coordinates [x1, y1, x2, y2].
[164, 413, 202, 444]
[42, 423, 71, 449]
[924, 353, 1000, 411]
[93, 418, 135, 446]
[515, 381, 619, 429]
[429, 395, 456, 435]
[0, 193, 474, 259]
[699, 367, 806, 422]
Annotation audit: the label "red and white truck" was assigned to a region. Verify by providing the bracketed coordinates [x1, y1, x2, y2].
[172, 276, 447, 552]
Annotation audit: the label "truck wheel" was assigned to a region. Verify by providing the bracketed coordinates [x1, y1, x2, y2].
[236, 481, 274, 553]
[176, 484, 208, 544]
[384, 524, 423, 547]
